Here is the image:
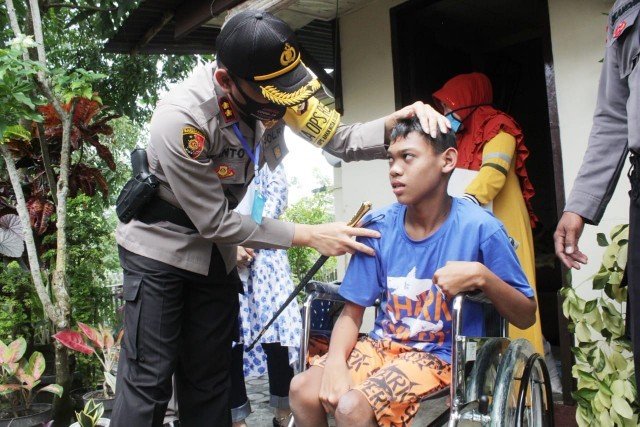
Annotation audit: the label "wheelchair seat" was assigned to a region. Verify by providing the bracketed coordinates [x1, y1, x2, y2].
[292, 281, 554, 427]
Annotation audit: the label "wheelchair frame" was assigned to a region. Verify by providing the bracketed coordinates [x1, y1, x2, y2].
[292, 281, 554, 427]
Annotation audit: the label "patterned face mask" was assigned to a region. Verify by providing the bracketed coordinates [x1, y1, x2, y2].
[230, 76, 286, 122]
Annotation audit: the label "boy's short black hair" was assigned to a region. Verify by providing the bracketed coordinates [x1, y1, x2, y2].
[389, 116, 457, 154]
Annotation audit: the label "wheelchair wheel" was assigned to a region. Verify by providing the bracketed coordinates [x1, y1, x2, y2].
[515, 353, 554, 427]
[490, 338, 552, 427]
[466, 337, 510, 407]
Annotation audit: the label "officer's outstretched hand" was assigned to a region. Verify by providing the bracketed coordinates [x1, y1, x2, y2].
[292, 223, 380, 256]
[385, 101, 450, 139]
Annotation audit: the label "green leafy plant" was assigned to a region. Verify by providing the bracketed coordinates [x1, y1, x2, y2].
[561, 224, 638, 426]
[282, 179, 337, 285]
[52, 323, 121, 398]
[0, 261, 36, 341]
[75, 399, 105, 427]
[0, 38, 45, 138]
[0, 337, 63, 418]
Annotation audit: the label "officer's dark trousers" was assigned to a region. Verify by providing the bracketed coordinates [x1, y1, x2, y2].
[629, 154, 640, 403]
[111, 246, 240, 427]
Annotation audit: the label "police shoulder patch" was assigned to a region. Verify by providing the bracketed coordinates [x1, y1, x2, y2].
[182, 127, 205, 158]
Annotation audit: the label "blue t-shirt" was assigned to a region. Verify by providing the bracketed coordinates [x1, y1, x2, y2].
[339, 198, 533, 363]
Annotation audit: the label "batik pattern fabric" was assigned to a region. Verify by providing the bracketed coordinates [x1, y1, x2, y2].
[237, 164, 301, 377]
[312, 336, 451, 426]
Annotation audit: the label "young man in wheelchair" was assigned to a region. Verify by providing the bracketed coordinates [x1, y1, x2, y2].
[289, 116, 537, 426]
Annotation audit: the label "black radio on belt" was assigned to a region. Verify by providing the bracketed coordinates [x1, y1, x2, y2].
[116, 148, 159, 223]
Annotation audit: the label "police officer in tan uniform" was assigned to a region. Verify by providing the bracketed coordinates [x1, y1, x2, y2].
[555, 0, 640, 402]
[112, 10, 449, 427]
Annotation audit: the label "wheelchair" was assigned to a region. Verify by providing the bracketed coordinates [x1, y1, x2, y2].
[291, 281, 554, 427]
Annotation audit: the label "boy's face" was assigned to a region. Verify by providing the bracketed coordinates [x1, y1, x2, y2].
[387, 132, 456, 205]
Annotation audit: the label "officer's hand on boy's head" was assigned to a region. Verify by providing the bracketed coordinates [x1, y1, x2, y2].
[386, 101, 451, 139]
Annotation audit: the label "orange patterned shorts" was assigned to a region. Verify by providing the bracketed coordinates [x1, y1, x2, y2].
[312, 336, 451, 426]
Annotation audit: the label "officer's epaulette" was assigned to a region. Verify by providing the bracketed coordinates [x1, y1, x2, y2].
[218, 96, 238, 125]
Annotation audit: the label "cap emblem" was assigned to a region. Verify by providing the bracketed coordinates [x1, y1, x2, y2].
[280, 43, 297, 67]
[260, 78, 322, 106]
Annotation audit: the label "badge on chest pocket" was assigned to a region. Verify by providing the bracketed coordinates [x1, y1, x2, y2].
[262, 124, 288, 169]
[213, 158, 247, 184]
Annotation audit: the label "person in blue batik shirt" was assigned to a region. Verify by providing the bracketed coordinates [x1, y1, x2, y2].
[230, 163, 301, 427]
[289, 116, 536, 427]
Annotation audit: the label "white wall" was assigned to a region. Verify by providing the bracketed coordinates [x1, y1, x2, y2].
[548, 0, 629, 290]
[334, 0, 404, 279]
[333, 0, 404, 331]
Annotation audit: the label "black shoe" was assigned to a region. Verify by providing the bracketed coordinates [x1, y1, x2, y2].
[163, 421, 180, 427]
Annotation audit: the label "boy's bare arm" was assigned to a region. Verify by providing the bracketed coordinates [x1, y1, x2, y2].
[319, 302, 365, 414]
[433, 261, 536, 329]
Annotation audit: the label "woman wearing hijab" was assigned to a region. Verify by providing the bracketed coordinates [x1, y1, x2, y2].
[433, 72, 543, 355]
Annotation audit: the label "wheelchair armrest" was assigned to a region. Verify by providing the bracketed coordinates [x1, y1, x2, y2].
[306, 280, 342, 297]
[462, 290, 492, 305]
[454, 291, 507, 339]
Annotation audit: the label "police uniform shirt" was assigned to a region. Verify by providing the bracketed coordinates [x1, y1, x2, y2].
[565, 0, 640, 224]
[116, 62, 388, 275]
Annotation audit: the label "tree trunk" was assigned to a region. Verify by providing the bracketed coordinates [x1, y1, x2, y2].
[52, 341, 73, 426]
[5, 2, 75, 425]
[0, 145, 58, 323]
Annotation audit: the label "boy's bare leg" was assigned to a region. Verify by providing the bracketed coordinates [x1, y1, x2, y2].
[334, 390, 377, 427]
[289, 366, 329, 427]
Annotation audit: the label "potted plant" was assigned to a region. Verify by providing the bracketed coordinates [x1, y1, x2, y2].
[0, 337, 63, 426]
[561, 224, 638, 426]
[52, 323, 121, 417]
[70, 399, 110, 427]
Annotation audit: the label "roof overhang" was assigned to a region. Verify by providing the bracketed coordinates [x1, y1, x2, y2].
[104, 0, 370, 64]
[104, 0, 374, 109]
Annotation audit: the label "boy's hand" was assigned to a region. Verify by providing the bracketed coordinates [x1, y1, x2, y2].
[319, 358, 354, 415]
[432, 261, 485, 299]
[435, 261, 537, 328]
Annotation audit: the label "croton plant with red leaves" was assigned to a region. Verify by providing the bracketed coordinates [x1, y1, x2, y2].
[0, 96, 120, 259]
[53, 322, 122, 397]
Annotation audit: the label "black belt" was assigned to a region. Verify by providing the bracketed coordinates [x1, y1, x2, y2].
[136, 198, 196, 230]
